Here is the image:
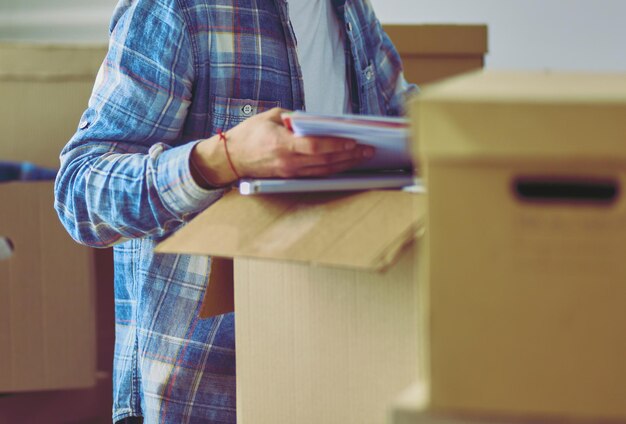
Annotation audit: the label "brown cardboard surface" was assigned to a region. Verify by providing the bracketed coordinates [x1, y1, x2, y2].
[156, 189, 425, 271]
[383, 25, 488, 56]
[156, 190, 426, 422]
[416, 70, 626, 161]
[414, 71, 626, 421]
[0, 43, 106, 168]
[200, 257, 234, 318]
[0, 43, 106, 78]
[157, 189, 425, 318]
[0, 43, 103, 393]
[0, 182, 96, 392]
[383, 25, 488, 85]
[402, 56, 485, 88]
[389, 382, 611, 424]
[235, 243, 421, 424]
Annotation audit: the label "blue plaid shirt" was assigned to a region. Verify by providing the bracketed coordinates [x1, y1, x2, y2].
[54, 0, 416, 422]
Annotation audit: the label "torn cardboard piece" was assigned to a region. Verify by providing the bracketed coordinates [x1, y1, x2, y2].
[201, 257, 234, 319]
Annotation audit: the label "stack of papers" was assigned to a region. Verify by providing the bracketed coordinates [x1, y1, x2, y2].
[282, 111, 412, 171]
[237, 112, 417, 195]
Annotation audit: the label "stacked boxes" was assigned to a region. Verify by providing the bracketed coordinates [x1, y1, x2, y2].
[0, 43, 106, 392]
[413, 70, 626, 421]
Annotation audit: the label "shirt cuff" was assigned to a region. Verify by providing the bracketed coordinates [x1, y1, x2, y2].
[152, 141, 225, 217]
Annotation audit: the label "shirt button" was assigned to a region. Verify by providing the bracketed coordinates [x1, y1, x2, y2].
[79, 120, 89, 129]
[346, 22, 352, 32]
[365, 68, 374, 81]
[242, 104, 254, 115]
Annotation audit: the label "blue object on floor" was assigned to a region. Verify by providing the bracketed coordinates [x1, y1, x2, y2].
[0, 161, 58, 182]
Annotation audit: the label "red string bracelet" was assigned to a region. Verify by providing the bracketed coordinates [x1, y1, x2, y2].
[218, 129, 241, 180]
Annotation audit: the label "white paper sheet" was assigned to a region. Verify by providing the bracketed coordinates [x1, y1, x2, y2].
[282, 111, 412, 171]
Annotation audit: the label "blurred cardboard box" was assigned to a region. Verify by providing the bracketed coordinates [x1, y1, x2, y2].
[383, 25, 488, 86]
[413, 70, 626, 421]
[389, 382, 485, 424]
[157, 190, 426, 424]
[0, 43, 106, 392]
[0, 181, 95, 392]
[0, 43, 107, 168]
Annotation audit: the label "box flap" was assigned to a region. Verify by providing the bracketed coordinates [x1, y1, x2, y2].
[384, 24, 488, 56]
[414, 70, 626, 162]
[156, 190, 425, 272]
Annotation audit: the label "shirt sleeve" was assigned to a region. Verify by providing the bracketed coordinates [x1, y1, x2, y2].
[54, 0, 223, 248]
[368, 4, 419, 116]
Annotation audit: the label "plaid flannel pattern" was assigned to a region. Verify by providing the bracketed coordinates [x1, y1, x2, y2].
[54, 0, 416, 422]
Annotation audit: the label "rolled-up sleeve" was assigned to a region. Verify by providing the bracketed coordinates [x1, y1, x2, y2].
[370, 10, 419, 115]
[54, 0, 223, 248]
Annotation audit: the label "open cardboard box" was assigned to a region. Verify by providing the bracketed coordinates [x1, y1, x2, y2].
[414, 70, 626, 422]
[157, 189, 425, 315]
[156, 189, 427, 424]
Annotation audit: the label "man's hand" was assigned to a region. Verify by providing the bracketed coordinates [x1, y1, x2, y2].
[191, 108, 375, 187]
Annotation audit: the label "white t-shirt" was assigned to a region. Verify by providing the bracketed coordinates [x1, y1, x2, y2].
[287, 0, 351, 114]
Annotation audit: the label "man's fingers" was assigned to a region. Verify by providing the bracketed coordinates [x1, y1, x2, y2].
[290, 146, 374, 168]
[288, 146, 374, 176]
[290, 136, 359, 155]
[294, 158, 367, 177]
[233, 109, 375, 179]
[263, 107, 291, 124]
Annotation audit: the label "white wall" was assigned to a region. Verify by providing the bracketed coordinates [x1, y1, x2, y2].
[0, 0, 115, 43]
[1, 0, 625, 71]
[370, 0, 626, 72]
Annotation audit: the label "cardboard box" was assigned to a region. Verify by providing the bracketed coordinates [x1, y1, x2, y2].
[0, 182, 95, 392]
[389, 385, 582, 424]
[383, 25, 488, 86]
[389, 382, 492, 424]
[157, 190, 427, 424]
[0, 43, 107, 168]
[0, 43, 106, 393]
[414, 70, 626, 421]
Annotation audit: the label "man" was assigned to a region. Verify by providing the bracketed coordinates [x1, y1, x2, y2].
[54, 0, 416, 422]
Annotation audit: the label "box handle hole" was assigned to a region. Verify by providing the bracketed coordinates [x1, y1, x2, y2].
[513, 177, 619, 205]
[0, 237, 14, 260]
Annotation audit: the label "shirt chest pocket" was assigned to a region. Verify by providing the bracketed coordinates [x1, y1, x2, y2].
[210, 96, 281, 133]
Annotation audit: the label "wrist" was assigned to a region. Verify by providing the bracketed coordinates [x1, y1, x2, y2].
[190, 136, 239, 188]
[217, 130, 242, 181]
